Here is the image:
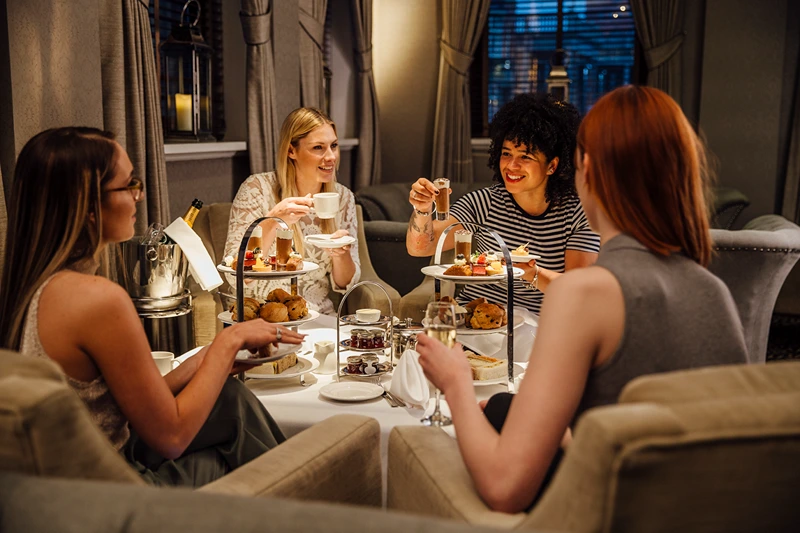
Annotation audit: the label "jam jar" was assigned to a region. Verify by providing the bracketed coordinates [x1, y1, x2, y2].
[360, 353, 380, 374]
[346, 355, 363, 374]
[372, 331, 385, 349]
[358, 332, 374, 350]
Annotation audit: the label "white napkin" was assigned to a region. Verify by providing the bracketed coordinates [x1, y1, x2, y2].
[164, 217, 223, 291]
[389, 349, 430, 408]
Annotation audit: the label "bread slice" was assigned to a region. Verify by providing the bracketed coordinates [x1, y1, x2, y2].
[247, 352, 298, 375]
[465, 351, 506, 381]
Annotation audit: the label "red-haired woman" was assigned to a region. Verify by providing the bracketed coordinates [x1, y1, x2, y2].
[415, 86, 748, 513]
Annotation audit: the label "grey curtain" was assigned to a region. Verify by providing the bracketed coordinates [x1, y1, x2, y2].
[351, 0, 380, 189]
[99, 0, 170, 231]
[782, 70, 800, 224]
[431, 0, 490, 184]
[298, 0, 327, 110]
[241, 0, 279, 174]
[630, 0, 686, 102]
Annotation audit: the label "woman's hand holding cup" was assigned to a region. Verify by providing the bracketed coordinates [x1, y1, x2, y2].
[409, 178, 442, 214]
[269, 195, 314, 225]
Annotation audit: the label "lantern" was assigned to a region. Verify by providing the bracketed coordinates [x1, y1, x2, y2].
[160, 0, 215, 142]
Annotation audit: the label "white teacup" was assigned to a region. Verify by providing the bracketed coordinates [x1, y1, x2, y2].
[313, 340, 337, 374]
[152, 351, 179, 376]
[313, 192, 339, 219]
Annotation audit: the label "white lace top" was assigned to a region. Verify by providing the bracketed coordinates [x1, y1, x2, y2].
[223, 172, 361, 315]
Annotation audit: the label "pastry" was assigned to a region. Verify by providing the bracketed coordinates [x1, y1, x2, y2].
[267, 288, 293, 303]
[230, 297, 261, 321]
[485, 261, 504, 276]
[283, 295, 308, 321]
[251, 257, 270, 272]
[465, 351, 506, 380]
[443, 264, 472, 276]
[247, 352, 298, 375]
[511, 242, 529, 256]
[469, 302, 506, 329]
[285, 252, 304, 271]
[259, 302, 289, 323]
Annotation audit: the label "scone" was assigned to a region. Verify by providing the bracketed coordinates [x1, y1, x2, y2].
[443, 264, 472, 276]
[466, 351, 506, 380]
[230, 297, 261, 321]
[259, 302, 289, 323]
[469, 302, 506, 329]
[284, 295, 308, 321]
[267, 288, 293, 303]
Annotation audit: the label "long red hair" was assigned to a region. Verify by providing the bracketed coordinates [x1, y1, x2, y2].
[578, 85, 712, 266]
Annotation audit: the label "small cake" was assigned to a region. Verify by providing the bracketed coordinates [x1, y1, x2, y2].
[485, 261, 504, 276]
[285, 252, 304, 271]
[454, 253, 467, 266]
[443, 263, 472, 276]
[251, 256, 270, 272]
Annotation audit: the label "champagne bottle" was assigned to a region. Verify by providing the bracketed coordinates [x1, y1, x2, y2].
[182, 198, 203, 228]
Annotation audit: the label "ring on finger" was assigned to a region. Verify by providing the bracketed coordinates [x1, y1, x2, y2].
[276, 328, 282, 342]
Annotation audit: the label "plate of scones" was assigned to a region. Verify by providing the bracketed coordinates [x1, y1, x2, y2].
[427, 297, 523, 334]
[218, 288, 319, 326]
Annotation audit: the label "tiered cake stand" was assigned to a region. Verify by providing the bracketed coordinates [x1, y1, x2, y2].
[335, 280, 395, 382]
[427, 222, 521, 393]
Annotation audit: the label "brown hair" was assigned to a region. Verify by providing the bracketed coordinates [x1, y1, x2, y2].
[577, 86, 713, 266]
[275, 107, 339, 255]
[0, 127, 118, 350]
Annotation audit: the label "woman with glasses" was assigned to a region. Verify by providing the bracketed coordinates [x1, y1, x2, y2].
[0, 127, 304, 486]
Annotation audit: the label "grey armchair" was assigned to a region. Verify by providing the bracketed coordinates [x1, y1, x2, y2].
[709, 215, 800, 363]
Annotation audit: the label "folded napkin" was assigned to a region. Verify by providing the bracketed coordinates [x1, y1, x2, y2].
[389, 349, 430, 408]
[165, 217, 223, 291]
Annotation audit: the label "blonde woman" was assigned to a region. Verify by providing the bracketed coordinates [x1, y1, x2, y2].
[224, 108, 360, 315]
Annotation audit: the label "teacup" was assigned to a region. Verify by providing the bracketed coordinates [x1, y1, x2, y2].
[313, 340, 337, 374]
[151, 351, 179, 376]
[313, 192, 339, 219]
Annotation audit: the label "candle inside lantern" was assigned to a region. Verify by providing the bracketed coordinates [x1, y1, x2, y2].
[175, 93, 192, 132]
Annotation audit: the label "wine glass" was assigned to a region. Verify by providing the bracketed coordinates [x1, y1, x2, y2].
[420, 301, 457, 427]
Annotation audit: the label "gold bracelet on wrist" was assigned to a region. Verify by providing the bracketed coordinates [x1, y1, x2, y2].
[532, 265, 540, 291]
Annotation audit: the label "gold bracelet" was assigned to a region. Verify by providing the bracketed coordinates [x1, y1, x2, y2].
[532, 265, 540, 291]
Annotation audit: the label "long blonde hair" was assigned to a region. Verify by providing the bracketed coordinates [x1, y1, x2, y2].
[275, 107, 339, 256]
[0, 127, 118, 350]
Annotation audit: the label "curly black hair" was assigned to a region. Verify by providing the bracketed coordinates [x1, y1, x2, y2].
[487, 92, 582, 206]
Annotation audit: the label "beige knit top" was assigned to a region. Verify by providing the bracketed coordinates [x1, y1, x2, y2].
[20, 274, 131, 450]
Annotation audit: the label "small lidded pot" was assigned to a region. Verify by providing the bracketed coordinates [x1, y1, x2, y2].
[361, 353, 380, 374]
[346, 355, 363, 374]
[349, 328, 367, 348]
[358, 331, 374, 350]
[372, 330, 385, 349]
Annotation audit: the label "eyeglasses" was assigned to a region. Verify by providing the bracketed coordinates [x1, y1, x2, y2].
[104, 176, 144, 201]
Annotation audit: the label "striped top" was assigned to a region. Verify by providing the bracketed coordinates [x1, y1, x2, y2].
[449, 184, 600, 314]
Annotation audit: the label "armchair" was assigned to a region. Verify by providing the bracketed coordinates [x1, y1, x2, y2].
[709, 215, 800, 363]
[0, 349, 381, 506]
[387, 361, 800, 532]
[189, 203, 400, 346]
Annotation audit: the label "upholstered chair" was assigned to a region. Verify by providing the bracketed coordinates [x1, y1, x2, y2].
[709, 215, 800, 363]
[0, 350, 381, 505]
[387, 361, 800, 532]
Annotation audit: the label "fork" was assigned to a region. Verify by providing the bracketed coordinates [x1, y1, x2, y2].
[381, 386, 404, 408]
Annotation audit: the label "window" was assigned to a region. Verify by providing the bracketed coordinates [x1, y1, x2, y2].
[149, 0, 226, 140]
[473, 0, 636, 134]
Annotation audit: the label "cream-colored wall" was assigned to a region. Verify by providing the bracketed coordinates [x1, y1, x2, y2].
[373, 0, 440, 183]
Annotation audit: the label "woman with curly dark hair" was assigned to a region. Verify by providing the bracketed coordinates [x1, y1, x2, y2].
[406, 92, 599, 313]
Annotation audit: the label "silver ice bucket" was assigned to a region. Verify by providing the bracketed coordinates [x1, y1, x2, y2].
[118, 238, 189, 301]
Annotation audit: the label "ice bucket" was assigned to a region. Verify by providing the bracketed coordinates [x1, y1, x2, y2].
[118, 238, 189, 300]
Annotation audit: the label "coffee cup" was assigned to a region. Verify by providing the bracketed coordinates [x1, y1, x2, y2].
[151, 351, 179, 376]
[313, 192, 339, 220]
[313, 340, 337, 374]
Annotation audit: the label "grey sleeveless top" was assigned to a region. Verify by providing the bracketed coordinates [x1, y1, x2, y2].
[574, 234, 748, 423]
[20, 274, 131, 450]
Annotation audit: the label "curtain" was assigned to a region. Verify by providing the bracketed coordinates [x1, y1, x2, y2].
[99, 0, 170, 231]
[298, 0, 327, 110]
[241, 0, 279, 174]
[0, 167, 6, 280]
[630, 0, 686, 103]
[782, 67, 800, 223]
[351, 0, 380, 189]
[431, 0, 491, 184]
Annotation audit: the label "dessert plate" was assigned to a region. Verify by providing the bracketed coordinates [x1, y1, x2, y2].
[472, 363, 525, 386]
[421, 264, 524, 284]
[217, 261, 319, 277]
[234, 343, 299, 364]
[508, 253, 541, 263]
[319, 382, 384, 402]
[245, 356, 319, 379]
[218, 308, 320, 327]
[424, 311, 524, 335]
[304, 234, 356, 249]
[339, 314, 391, 326]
